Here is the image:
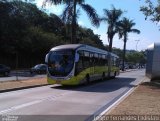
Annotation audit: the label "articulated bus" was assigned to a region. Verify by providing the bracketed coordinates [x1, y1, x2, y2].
[45, 44, 120, 85]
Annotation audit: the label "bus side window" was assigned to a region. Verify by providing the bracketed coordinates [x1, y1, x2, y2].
[75, 51, 84, 75]
[105, 56, 108, 66]
[111, 56, 116, 66]
[94, 53, 99, 66]
[111, 56, 114, 66]
[116, 58, 119, 67]
[113, 57, 116, 66]
[83, 51, 90, 69]
[98, 54, 102, 66]
[90, 53, 94, 66]
[102, 55, 106, 66]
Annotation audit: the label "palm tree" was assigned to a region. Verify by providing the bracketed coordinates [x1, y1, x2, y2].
[102, 6, 123, 53]
[118, 17, 140, 71]
[101, 6, 123, 77]
[44, 0, 100, 44]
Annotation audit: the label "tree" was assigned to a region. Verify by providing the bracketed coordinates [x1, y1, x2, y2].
[118, 17, 140, 71]
[0, 1, 105, 68]
[101, 6, 123, 53]
[126, 51, 146, 65]
[0, 1, 63, 68]
[44, 0, 100, 43]
[101, 6, 123, 77]
[140, 0, 160, 25]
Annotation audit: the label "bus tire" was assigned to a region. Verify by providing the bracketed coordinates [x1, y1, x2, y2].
[85, 74, 90, 84]
[102, 72, 105, 80]
[113, 71, 116, 78]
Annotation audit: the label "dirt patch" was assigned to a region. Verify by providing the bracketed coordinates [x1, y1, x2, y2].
[0, 78, 47, 91]
[108, 81, 160, 115]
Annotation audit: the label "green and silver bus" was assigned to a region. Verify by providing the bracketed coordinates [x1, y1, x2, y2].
[45, 44, 119, 85]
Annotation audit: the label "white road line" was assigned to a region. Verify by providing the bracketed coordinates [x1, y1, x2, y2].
[93, 77, 147, 121]
[0, 100, 41, 114]
[101, 88, 134, 115]
[0, 91, 73, 115]
[93, 87, 135, 121]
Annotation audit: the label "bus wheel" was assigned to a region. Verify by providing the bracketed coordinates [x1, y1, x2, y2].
[113, 71, 116, 78]
[102, 72, 105, 80]
[85, 74, 90, 84]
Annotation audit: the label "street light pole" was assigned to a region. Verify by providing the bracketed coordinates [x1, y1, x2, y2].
[135, 40, 140, 51]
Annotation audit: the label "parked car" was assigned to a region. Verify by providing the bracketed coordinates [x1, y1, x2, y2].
[30, 64, 47, 74]
[0, 64, 10, 76]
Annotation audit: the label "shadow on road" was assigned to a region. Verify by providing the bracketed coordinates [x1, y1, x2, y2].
[51, 77, 137, 93]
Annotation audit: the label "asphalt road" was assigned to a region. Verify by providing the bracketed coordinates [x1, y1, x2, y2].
[0, 69, 145, 121]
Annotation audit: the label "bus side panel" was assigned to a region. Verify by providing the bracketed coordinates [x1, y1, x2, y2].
[61, 66, 107, 85]
[47, 77, 56, 84]
[61, 67, 93, 85]
[47, 65, 120, 86]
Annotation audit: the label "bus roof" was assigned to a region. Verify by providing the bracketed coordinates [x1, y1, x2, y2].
[50, 44, 119, 58]
[50, 44, 83, 51]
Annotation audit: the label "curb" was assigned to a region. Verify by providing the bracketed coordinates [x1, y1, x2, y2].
[120, 69, 139, 73]
[0, 84, 49, 93]
[91, 76, 147, 121]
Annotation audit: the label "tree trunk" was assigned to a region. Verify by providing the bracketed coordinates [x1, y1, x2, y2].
[122, 36, 127, 71]
[108, 36, 113, 53]
[108, 35, 113, 77]
[71, 0, 77, 44]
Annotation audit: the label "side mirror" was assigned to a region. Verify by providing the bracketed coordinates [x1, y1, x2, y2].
[75, 53, 79, 62]
[45, 53, 49, 64]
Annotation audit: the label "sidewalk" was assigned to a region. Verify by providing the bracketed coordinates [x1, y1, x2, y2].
[106, 79, 160, 116]
[0, 77, 48, 93]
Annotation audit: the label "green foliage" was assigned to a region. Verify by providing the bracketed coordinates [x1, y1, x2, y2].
[140, 0, 160, 24]
[102, 6, 123, 52]
[112, 47, 123, 59]
[126, 51, 146, 64]
[118, 17, 140, 42]
[0, 0, 104, 68]
[45, 0, 100, 43]
[117, 17, 140, 71]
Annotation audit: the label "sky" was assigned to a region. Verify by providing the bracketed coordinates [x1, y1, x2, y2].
[34, 0, 160, 51]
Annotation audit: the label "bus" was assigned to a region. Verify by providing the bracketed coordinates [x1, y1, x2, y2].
[45, 44, 120, 85]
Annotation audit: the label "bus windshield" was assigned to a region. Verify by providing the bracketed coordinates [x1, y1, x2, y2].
[48, 50, 74, 77]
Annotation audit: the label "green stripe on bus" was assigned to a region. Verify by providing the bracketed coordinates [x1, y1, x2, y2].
[47, 66, 119, 85]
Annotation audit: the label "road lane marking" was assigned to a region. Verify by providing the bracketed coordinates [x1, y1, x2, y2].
[0, 91, 73, 114]
[84, 87, 134, 121]
[89, 77, 147, 121]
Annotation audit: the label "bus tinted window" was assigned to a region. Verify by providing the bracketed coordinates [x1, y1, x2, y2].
[48, 50, 74, 77]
